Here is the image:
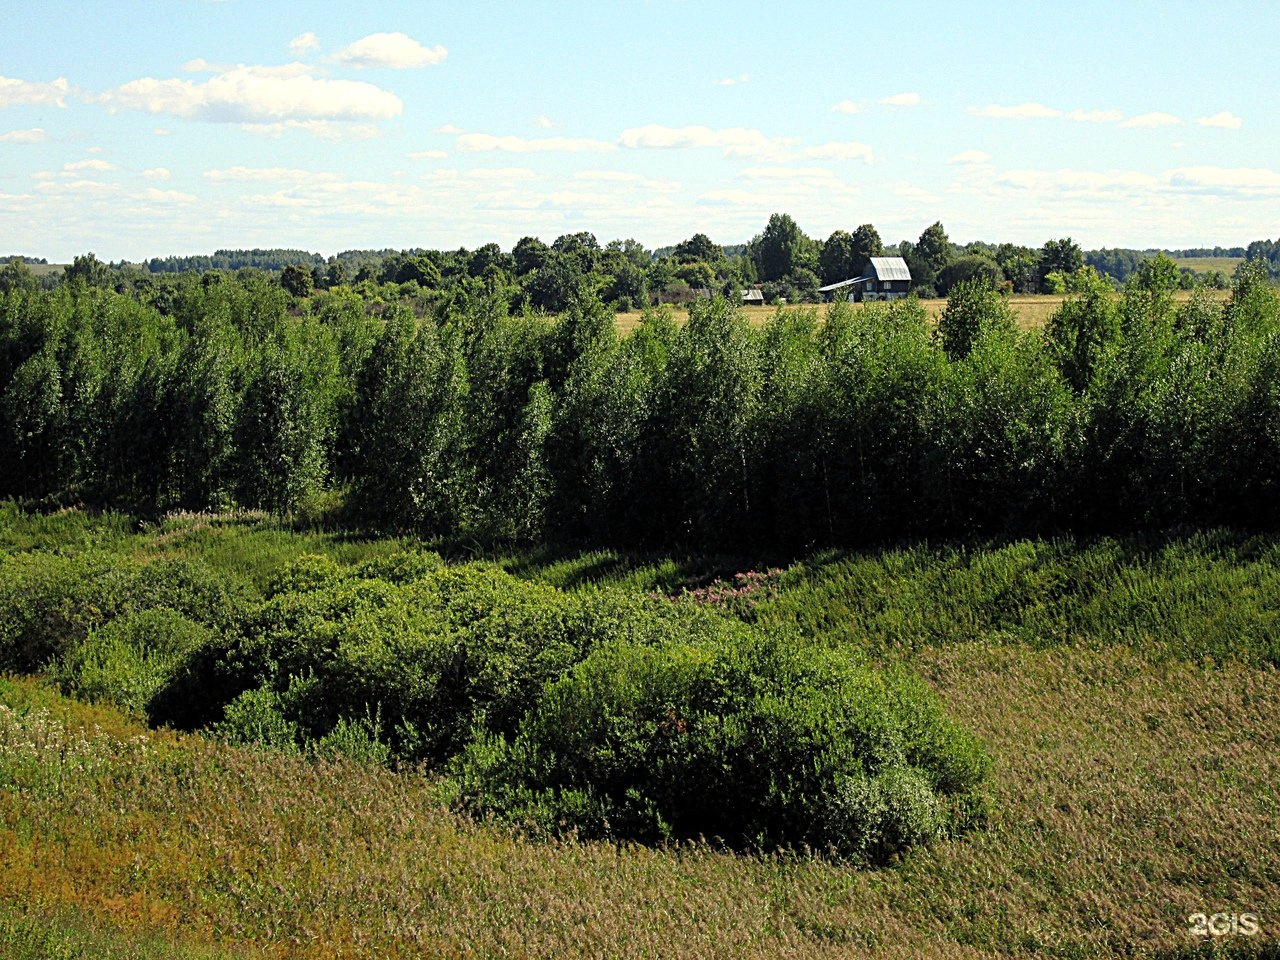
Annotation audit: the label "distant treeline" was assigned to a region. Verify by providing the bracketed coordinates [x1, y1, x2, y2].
[2, 255, 1278, 550]
[141, 249, 327, 274]
[22, 216, 1272, 315]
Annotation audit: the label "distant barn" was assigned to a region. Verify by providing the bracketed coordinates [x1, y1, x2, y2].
[741, 286, 765, 306]
[818, 257, 912, 302]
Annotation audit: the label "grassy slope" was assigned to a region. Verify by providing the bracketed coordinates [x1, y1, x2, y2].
[1, 511, 1278, 958]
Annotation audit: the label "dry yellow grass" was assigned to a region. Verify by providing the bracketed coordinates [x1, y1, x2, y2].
[3, 640, 1277, 958]
[615, 290, 1230, 336]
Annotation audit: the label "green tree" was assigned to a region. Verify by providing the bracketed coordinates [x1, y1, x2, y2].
[1044, 268, 1120, 391]
[512, 237, 550, 277]
[915, 222, 954, 274]
[751, 213, 814, 283]
[673, 233, 722, 263]
[347, 310, 466, 529]
[819, 230, 857, 285]
[936, 255, 1001, 297]
[280, 264, 314, 298]
[936, 276, 1015, 361]
[675, 261, 716, 289]
[64, 253, 111, 288]
[469, 243, 514, 282]
[0, 258, 37, 295]
[1040, 238, 1084, 287]
[393, 255, 441, 289]
[850, 223, 884, 270]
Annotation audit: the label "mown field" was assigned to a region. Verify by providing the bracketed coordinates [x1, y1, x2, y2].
[614, 289, 1229, 334]
[2, 508, 1278, 959]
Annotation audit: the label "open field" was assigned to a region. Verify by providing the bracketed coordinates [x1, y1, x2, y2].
[614, 289, 1230, 335]
[1, 510, 1278, 958]
[1172, 256, 1243, 275]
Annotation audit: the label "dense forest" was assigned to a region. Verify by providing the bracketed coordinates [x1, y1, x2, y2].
[2, 243, 1277, 551]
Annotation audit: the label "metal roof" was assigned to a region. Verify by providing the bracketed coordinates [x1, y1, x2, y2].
[868, 257, 911, 281]
[817, 277, 864, 292]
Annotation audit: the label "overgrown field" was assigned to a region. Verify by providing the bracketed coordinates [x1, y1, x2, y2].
[1, 507, 1278, 958]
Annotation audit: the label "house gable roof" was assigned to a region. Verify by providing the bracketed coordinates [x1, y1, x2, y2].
[868, 257, 911, 281]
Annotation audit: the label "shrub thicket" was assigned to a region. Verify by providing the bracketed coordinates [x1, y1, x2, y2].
[0, 531, 989, 862]
[452, 635, 988, 862]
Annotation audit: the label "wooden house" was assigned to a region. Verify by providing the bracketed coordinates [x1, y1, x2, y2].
[818, 257, 912, 302]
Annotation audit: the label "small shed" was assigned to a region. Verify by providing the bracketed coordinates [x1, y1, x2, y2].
[818, 257, 912, 302]
[742, 286, 765, 306]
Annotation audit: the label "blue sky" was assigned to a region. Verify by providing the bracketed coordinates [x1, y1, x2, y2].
[2, 0, 1276, 261]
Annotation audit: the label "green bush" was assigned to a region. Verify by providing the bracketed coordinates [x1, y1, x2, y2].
[55, 608, 213, 718]
[0, 552, 242, 673]
[203, 554, 707, 763]
[452, 633, 988, 862]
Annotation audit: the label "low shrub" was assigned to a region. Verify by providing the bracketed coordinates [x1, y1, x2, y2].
[451, 633, 989, 863]
[0, 552, 244, 673]
[54, 608, 214, 719]
[195, 554, 727, 763]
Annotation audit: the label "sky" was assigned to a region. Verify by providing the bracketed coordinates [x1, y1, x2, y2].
[1, 0, 1277, 262]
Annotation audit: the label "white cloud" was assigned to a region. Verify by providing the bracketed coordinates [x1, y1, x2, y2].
[976, 164, 1280, 200]
[572, 170, 680, 193]
[153, 128, 172, 136]
[0, 127, 49, 143]
[240, 119, 381, 140]
[536, 115, 553, 129]
[204, 166, 340, 184]
[462, 167, 537, 181]
[947, 150, 991, 165]
[1165, 166, 1280, 196]
[575, 170, 642, 182]
[103, 66, 402, 123]
[142, 167, 171, 180]
[408, 149, 448, 160]
[891, 183, 939, 205]
[969, 102, 1062, 120]
[435, 123, 463, 135]
[455, 132, 616, 153]
[333, 33, 447, 69]
[803, 141, 874, 162]
[1118, 111, 1181, 129]
[740, 166, 837, 180]
[618, 124, 797, 160]
[880, 92, 921, 107]
[0, 76, 70, 109]
[831, 99, 861, 114]
[1066, 108, 1124, 124]
[34, 179, 119, 195]
[64, 158, 116, 171]
[140, 188, 196, 203]
[1196, 111, 1243, 130]
[715, 73, 749, 86]
[289, 32, 320, 55]
[996, 168, 1159, 196]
